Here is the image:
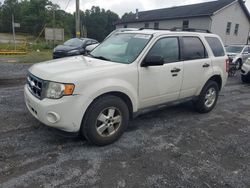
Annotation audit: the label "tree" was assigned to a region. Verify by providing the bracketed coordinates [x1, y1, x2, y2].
[82, 6, 119, 41]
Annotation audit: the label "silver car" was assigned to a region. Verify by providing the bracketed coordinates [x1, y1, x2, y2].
[226, 45, 250, 69]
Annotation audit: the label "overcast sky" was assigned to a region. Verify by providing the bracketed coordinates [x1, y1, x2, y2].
[0, 0, 249, 17]
[51, 0, 250, 17]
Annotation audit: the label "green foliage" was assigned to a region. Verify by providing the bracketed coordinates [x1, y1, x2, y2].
[82, 6, 119, 41]
[0, 1, 120, 41]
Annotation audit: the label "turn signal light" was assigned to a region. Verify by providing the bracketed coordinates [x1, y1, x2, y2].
[64, 84, 75, 95]
[226, 59, 229, 73]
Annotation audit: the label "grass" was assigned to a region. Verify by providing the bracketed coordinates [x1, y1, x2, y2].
[0, 32, 69, 63]
[0, 50, 52, 63]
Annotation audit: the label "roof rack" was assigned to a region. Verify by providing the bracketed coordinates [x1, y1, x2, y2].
[170, 27, 211, 33]
[139, 27, 211, 33]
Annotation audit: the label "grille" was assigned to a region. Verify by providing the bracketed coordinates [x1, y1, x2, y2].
[27, 73, 44, 99]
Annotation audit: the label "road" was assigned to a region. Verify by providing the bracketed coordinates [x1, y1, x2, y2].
[0, 62, 249, 187]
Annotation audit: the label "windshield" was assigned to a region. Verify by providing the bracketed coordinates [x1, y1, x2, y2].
[226, 46, 244, 53]
[64, 38, 84, 47]
[90, 33, 152, 64]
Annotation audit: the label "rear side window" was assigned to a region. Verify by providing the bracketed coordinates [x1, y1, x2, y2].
[182, 37, 208, 60]
[205, 37, 225, 57]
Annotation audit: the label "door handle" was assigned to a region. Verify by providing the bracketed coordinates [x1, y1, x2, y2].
[203, 63, 210, 68]
[171, 68, 181, 73]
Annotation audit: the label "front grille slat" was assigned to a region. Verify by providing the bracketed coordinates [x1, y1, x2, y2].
[27, 74, 44, 99]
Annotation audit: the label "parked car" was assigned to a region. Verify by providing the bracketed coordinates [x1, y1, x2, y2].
[25, 29, 228, 146]
[85, 28, 139, 53]
[226, 45, 250, 69]
[53, 38, 98, 59]
[241, 58, 250, 83]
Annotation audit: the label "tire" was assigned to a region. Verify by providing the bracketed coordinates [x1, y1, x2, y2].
[81, 95, 129, 146]
[241, 75, 249, 83]
[235, 59, 242, 70]
[194, 80, 219, 113]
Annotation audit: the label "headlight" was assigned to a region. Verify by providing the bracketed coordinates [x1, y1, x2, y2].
[45, 82, 75, 99]
[67, 50, 80, 55]
[245, 59, 250, 65]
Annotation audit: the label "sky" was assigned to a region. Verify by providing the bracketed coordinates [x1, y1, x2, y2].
[51, 0, 250, 17]
[0, 0, 249, 17]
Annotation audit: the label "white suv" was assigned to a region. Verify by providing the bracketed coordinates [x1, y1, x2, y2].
[24, 30, 228, 146]
[241, 58, 250, 83]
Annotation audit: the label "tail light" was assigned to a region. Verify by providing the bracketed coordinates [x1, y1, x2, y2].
[226, 59, 229, 73]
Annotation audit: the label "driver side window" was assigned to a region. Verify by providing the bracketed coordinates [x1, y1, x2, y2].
[147, 37, 180, 64]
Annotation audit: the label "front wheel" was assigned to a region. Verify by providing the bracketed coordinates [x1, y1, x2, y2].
[241, 74, 250, 83]
[81, 95, 129, 146]
[235, 59, 242, 70]
[194, 81, 219, 113]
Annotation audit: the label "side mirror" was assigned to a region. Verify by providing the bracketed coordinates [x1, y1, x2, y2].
[141, 55, 164, 67]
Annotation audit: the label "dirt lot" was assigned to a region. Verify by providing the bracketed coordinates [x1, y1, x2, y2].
[0, 62, 250, 188]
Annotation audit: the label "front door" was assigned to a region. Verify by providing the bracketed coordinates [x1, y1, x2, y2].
[138, 37, 183, 109]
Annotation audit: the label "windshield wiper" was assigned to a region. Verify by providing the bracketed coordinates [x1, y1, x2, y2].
[90, 55, 111, 61]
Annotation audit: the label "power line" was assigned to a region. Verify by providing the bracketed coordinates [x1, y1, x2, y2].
[63, 0, 71, 11]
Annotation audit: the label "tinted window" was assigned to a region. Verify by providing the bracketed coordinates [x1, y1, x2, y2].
[64, 38, 84, 47]
[205, 37, 225, 57]
[147, 37, 179, 63]
[182, 37, 207, 60]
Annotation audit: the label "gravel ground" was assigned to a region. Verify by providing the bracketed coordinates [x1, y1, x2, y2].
[0, 62, 250, 188]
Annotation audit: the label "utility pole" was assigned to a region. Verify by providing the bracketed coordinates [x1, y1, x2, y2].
[53, 5, 56, 47]
[75, 0, 80, 38]
[12, 14, 16, 51]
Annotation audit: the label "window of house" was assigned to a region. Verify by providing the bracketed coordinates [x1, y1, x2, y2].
[145, 23, 149, 28]
[182, 37, 208, 60]
[154, 22, 159, 29]
[205, 37, 225, 57]
[234, 24, 239, 35]
[183, 20, 189, 29]
[147, 37, 180, 64]
[124, 24, 127, 28]
[226, 22, 232, 35]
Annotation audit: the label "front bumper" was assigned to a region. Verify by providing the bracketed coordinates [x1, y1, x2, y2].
[24, 84, 82, 132]
[241, 63, 250, 76]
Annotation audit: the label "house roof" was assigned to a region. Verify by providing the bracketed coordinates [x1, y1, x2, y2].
[116, 0, 250, 24]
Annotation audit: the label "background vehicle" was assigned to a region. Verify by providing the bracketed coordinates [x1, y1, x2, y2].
[241, 58, 250, 83]
[85, 28, 138, 53]
[25, 30, 228, 146]
[226, 45, 250, 69]
[53, 38, 98, 59]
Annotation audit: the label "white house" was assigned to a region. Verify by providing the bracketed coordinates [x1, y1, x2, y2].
[115, 0, 250, 45]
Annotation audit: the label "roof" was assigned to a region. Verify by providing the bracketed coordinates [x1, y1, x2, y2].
[116, 0, 250, 24]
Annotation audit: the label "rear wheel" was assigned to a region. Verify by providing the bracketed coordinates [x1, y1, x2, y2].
[194, 80, 219, 113]
[81, 95, 129, 146]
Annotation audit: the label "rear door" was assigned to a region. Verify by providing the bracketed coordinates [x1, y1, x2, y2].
[179, 36, 213, 99]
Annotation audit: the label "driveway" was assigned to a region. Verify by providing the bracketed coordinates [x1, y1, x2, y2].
[0, 63, 249, 187]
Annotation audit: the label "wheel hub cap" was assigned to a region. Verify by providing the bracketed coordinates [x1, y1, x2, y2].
[204, 88, 216, 108]
[96, 107, 122, 137]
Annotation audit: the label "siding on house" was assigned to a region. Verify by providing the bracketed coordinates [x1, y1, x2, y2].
[115, 0, 250, 45]
[211, 1, 250, 45]
[116, 17, 211, 31]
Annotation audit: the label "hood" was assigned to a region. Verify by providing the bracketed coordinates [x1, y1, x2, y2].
[29, 56, 126, 82]
[227, 53, 238, 56]
[54, 45, 80, 52]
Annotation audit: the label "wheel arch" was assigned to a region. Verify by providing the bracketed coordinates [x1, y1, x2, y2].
[93, 91, 134, 119]
[207, 75, 222, 90]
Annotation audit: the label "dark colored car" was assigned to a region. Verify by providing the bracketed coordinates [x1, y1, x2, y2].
[53, 38, 98, 59]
